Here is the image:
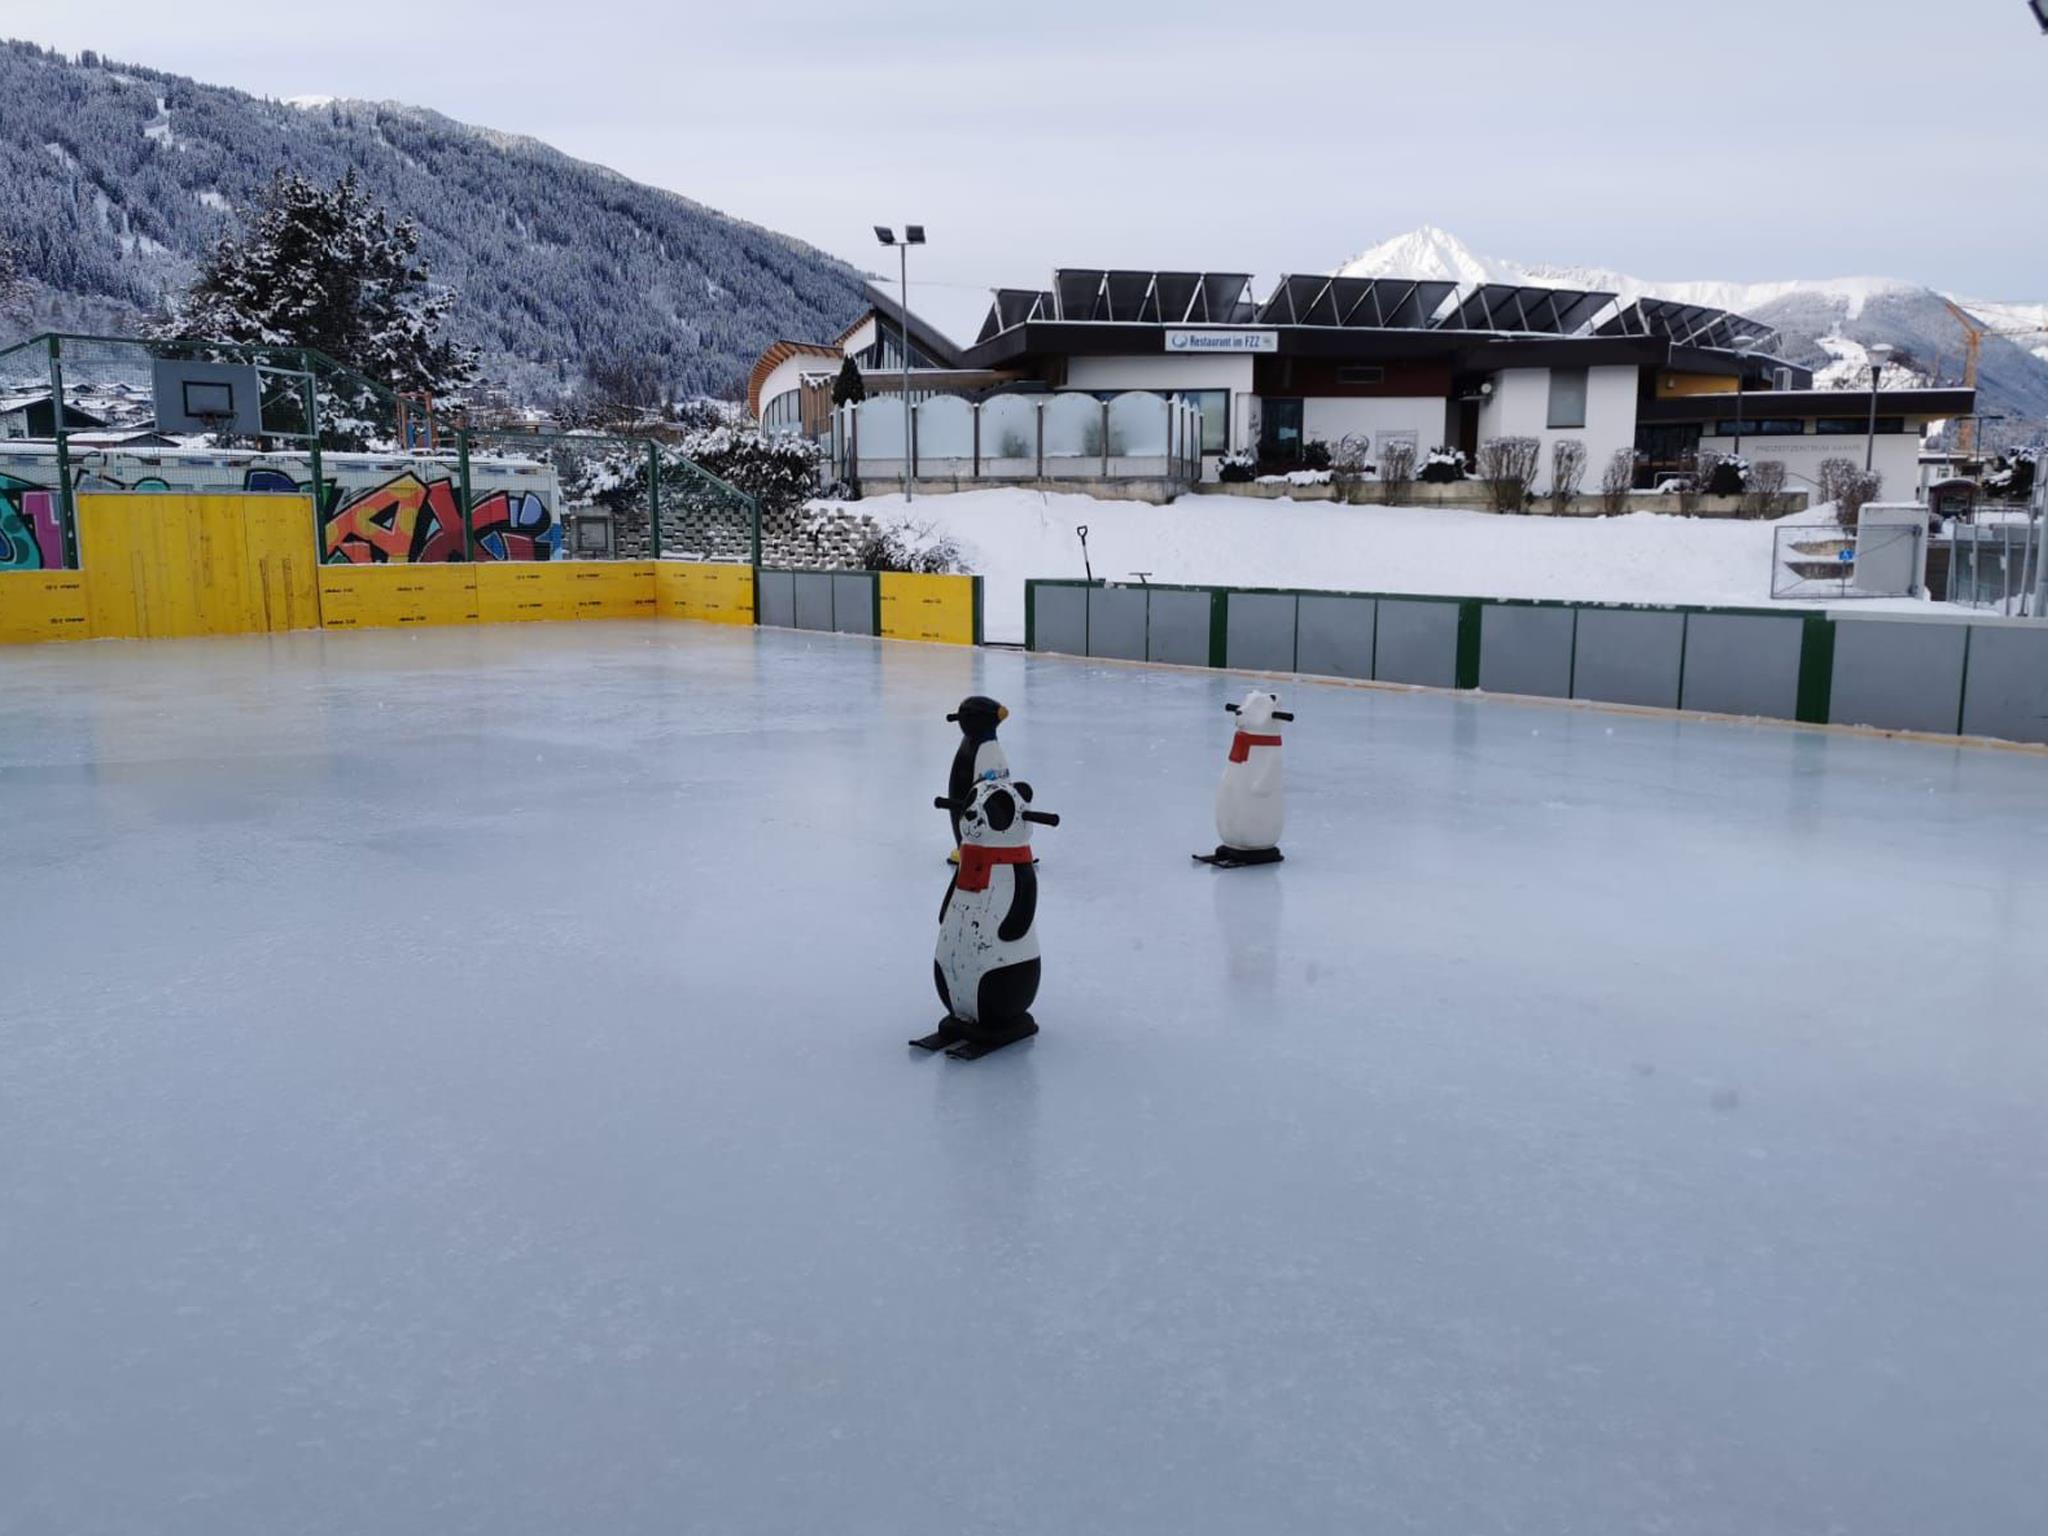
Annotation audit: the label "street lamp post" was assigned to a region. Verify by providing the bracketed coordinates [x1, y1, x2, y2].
[873, 224, 926, 502]
[1729, 335, 1759, 458]
[1864, 342, 1896, 474]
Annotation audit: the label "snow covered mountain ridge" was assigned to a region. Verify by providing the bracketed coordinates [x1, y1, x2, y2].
[1338, 226, 2048, 429]
[1338, 225, 1985, 324]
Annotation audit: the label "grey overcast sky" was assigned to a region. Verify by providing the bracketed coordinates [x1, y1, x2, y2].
[6, 0, 2047, 297]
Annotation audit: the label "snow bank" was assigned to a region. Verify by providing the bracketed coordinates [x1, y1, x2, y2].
[822, 488, 1875, 645]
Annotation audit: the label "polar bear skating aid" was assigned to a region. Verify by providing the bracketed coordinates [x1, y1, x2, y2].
[1194, 689, 1293, 868]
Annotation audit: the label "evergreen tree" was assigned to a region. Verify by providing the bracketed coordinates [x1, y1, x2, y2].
[156, 170, 477, 402]
[831, 355, 866, 406]
[0, 236, 27, 321]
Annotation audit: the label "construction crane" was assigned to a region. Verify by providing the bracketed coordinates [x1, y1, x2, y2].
[1939, 298, 2048, 454]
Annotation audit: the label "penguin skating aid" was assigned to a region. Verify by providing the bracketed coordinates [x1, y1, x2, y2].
[1195, 689, 1294, 869]
[913, 778, 1060, 1061]
[943, 696, 1011, 866]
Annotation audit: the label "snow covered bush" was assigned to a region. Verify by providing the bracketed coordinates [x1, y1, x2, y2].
[1549, 439, 1588, 514]
[857, 518, 963, 574]
[1704, 452, 1749, 498]
[1476, 436, 1540, 513]
[1598, 447, 1637, 516]
[1297, 438, 1334, 472]
[672, 424, 823, 527]
[1379, 440, 1417, 504]
[1745, 459, 1788, 519]
[1218, 449, 1257, 484]
[1418, 446, 1466, 484]
[1983, 448, 2037, 503]
[1330, 435, 1371, 476]
[1818, 457, 1882, 526]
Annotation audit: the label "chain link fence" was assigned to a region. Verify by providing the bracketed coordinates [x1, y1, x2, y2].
[0, 333, 757, 573]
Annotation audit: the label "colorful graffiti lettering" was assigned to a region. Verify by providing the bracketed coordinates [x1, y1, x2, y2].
[302, 469, 560, 564]
[470, 490, 558, 561]
[323, 472, 466, 563]
[0, 474, 66, 570]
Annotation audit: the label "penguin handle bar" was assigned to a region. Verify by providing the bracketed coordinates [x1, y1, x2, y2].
[1021, 810, 1061, 827]
[1273, 710, 1295, 722]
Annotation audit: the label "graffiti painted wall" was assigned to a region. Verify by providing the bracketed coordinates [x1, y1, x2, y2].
[0, 473, 66, 570]
[0, 446, 563, 569]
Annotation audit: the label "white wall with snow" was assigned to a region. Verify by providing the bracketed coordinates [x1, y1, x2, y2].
[1723, 431, 1921, 500]
[1300, 398, 1445, 457]
[1061, 355, 1258, 452]
[1475, 365, 1637, 492]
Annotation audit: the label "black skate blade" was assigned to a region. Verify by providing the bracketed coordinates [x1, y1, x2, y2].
[1194, 845, 1283, 868]
[945, 1017, 1038, 1061]
[909, 1020, 967, 1052]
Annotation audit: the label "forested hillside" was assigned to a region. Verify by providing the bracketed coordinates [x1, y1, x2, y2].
[0, 40, 869, 401]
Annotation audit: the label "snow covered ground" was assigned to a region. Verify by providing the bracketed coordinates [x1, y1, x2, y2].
[4, 624, 2046, 1536]
[838, 488, 1944, 644]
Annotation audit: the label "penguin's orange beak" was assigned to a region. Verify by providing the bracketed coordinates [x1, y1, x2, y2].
[997, 705, 1009, 722]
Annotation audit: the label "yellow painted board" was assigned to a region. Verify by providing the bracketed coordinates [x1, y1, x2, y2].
[658, 560, 755, 624]
[879, 572, 978, 646]
[77, 492, 319, 639]
[318, 565, 480, 628]
[476, 562, 565, 623]
[0, 571, 93, 644]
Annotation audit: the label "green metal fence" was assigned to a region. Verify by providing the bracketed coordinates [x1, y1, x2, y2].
[0, 332, 758, 574]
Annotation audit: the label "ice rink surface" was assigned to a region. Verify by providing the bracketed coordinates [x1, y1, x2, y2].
[4, 621, 2046, 1536]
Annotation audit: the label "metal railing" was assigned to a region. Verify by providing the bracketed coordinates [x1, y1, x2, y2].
[0, 333, 757, 575]
[1944, 517, 2042, 617]
[831, 390, 1205, 489]
[1771, 521, 1923, 600]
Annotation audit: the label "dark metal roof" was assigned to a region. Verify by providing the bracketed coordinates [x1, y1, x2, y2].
[1599, 297, 1780, 353]
[1254, 276, 1457, 329]
[1436, 284, 1616, 335]
[1048, 270, 1257, 325]
[1638, 388, 1975, 424]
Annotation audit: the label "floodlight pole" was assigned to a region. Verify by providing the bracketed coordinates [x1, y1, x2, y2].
[1859, 343, 1895, 476]
[899, 239, 912, 502]
[47, 334, 78, 568]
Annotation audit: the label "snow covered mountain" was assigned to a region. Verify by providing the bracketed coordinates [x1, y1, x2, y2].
[1340, 227, 2048, 431]
[0, 40, 869, 402]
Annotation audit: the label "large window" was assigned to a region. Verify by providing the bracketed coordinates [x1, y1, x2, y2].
[761, 389, 803, 435]
[1714, 419, 1808, 437]
[1816, 417, 1907, 435]
[1547, 367, 1588, 429]
[852, 319, 941, 374]
[1075, 388, 1228, 452]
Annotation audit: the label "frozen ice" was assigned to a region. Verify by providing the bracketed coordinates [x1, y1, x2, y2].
[2, 622, 2046, 1535]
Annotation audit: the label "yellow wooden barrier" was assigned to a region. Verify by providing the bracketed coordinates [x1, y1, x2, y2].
[77, 492, 319, 640]
[2, 510, 981, 651]
[656, 560, 756, 624]
[319, 565, 480, 629]
[0, 570, 92, 645]
[879, 571, 982, 646]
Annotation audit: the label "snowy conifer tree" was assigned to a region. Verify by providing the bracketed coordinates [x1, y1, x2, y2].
[831, 356, 866, 407]
[156, 171, 477, 404]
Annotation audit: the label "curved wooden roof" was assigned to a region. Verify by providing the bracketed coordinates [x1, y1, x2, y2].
[746, 341, 842, 419]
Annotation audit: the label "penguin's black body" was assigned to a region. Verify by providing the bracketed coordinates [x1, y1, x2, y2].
[912, 777, 1058, 1061]
[945, 696, 1010, 852]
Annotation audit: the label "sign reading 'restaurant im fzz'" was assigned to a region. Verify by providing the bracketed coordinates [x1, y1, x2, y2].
[1164, 329, 1279, 354]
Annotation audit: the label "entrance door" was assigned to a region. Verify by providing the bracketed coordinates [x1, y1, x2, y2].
[78, 492, 320, 639]
[1261, 398, 1304, 462]
[1635, 424, 1701, 489]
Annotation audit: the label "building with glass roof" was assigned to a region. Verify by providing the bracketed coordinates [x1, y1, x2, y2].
[748, 271, 1971, 495]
